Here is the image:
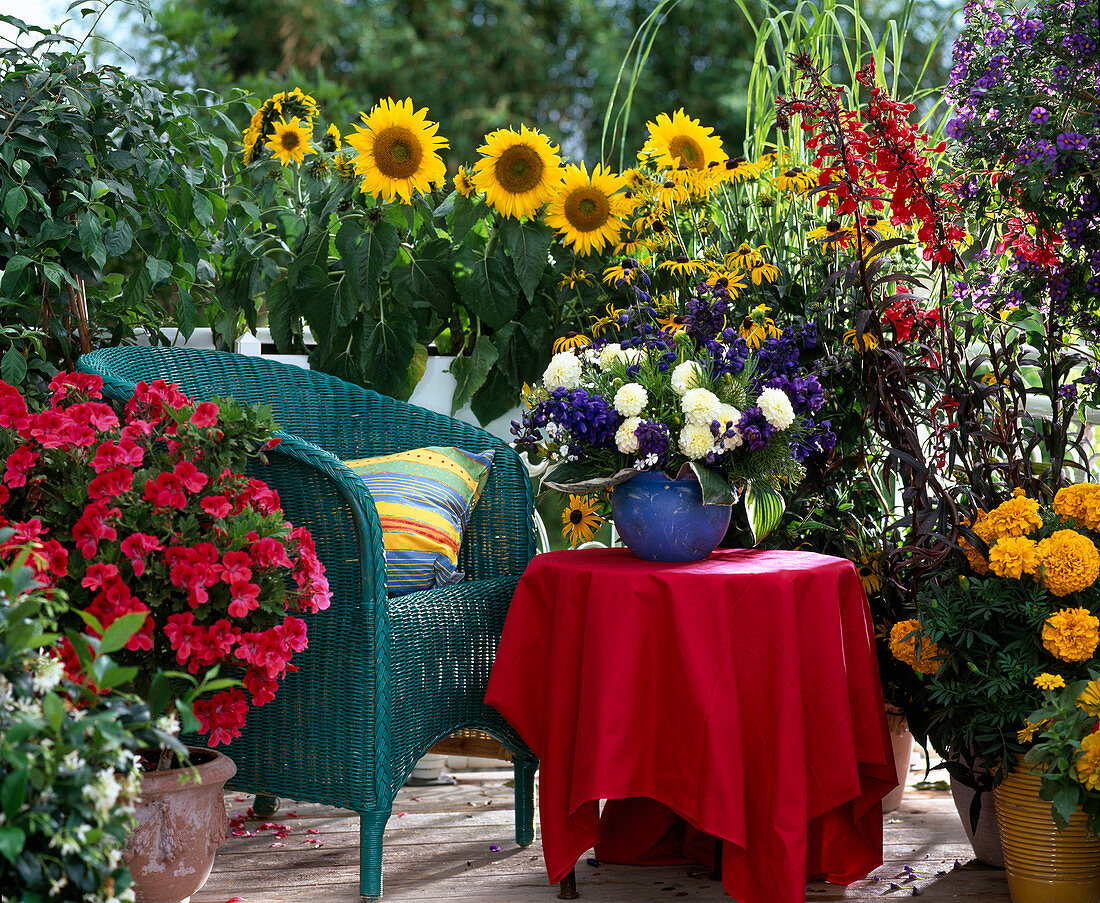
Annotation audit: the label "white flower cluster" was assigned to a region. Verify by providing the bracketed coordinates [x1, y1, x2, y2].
[681, 387, 721, 426]
[599, 343, 642, 369]
[542, 351, 583, 390]
[758, 387, 795, 430]
[615, 416, 642, 453]
[678, 423, 715, 459]
[613, 382, 648, 417]
[31, 653, 64, 696]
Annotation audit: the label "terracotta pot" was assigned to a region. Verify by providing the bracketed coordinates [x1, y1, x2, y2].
[950, 776, 1004, 867]
[993, 757, 1100, 903]
[882, 706, 913, 813]
[125, 747, 236, 903]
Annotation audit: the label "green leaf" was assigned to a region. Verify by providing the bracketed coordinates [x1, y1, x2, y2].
[3, 186, 26, 224]
[455, 247, 519, 330]
[501, 217, 553, 302]
[437, 192, 487, 243]
[361, 220, 401, 309]
[333, 221, 373, 327]
[744, 480, 786, 545]
[96, 665, 139, 690]
[42, 693, 64, 732]
[358, 309, 417, 398]
[1052, 784, 1078, 830]
[265, 278, 295, 351]
[1, 768, 27, 820]
[389, 237, 459, 316]
[192, 191, 213, 227]
[146, 256, 172, 286]
[0, 826, 25, 864]
[78, 211, 106, 270]
[98, 610, 149, 654]
[121, 263, 153, 310]
[103, 220, 133, 257]
[449, 335, 499, 414]
[12, 159, 29, 178]
[1, 348, 27, 385]
[687, 463, 735, 506]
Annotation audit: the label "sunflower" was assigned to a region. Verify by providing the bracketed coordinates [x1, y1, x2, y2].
[552, 332, 592, 353]
[772, 167, 816, 193]
[657, 256, 708, 278]
[266, 117, 314, 166]
[322, 123, 342, 152]
[545, 164, 637, 256]
[454, 165, 476, 199]
[562, 494, 602, 547]
[643, 109, 728, 172]
[472, 125, 562, 219]
[345, 98, 448, 202]
[335, 154, 357, 180]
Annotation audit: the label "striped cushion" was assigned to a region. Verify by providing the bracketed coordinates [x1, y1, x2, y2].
[343, 446, 495, 596]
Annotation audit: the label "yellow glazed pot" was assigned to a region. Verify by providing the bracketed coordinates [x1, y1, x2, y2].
[993, 757, 1100, 903]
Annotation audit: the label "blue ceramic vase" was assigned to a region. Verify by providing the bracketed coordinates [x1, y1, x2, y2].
[611, 470, 733, 562]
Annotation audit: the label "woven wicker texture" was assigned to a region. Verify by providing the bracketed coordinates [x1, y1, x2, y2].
[77, 346, 538, 899]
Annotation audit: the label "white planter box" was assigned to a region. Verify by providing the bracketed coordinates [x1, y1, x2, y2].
[407, 355, 521, 442]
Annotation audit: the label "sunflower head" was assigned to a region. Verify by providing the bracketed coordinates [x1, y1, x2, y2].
[345, 97, 449, 203]
[472, 125, 562, 219]
[643, 109, 728, 172]
[322, 123, 342, 153]
[265, 117, 315, 167]
[454, 165, 476, 198]
[545, 163, 637, 256]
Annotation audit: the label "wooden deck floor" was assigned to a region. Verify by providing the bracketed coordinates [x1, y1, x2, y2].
[193, 765, 1010, 903]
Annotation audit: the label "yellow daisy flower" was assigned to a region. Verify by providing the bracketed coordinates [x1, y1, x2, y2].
[545, 163, 638, 256]
[739, 305, 782, 348]
[705, 270, 746, 297]
[345, 98, 449, 203]
[562, 494, 602, 547]
[602, 264, 637, 286]
[552, 332, 592, 353]
[725, 243, 765, 272]
[265, 117, 314, 166]
[643, 109, 728, 172]
[771, 167, 816, 193]
[472, 124, 562, 219]
[748, 261, 780, 285]
[558, 269, 594, 290]
[857, 554, 883, 594]
[717, 156, 759, 184]
[842, 327, 878, 352]
[657, 256, 708, 278]
[655, 312, 688, 334]
[590, 303, 626, 336]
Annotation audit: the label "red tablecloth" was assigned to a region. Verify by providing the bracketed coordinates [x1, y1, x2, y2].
[484, 548, 896, 903]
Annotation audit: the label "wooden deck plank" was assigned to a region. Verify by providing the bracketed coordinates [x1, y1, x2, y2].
[195, 778, 1011, 903]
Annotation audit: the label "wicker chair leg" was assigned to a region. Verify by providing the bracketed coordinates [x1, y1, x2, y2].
[359, 810, 390, 901]
[514, 757, 537, 848]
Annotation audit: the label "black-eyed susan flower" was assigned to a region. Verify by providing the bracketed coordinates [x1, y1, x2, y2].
[472, 125, 562, 219]
[718, 156, 758, 184]
[552, 332, 592, 353]
[725, 243, 765, 272]
[705, 270, 746, 298]
[545, 164, 638, 256]
[265, 117, 314, 166]
[843, 327, 878, 352]
[558, 269, 594, 290]
[653, 178, 691, 208]
[590, 303, 626, 336]
[643, 109, 728, 172]
[748, 260, 780, 285]
[857, 554, 883, 594]
[739, 305, 782, 348]
[345, 98, 449, 203]
[562, 494, 602, 547]
[602, 263, 636, 286]
[771, 167, 815, 193]
[655, 312, 688, 333]
[657, 256, 708, 278]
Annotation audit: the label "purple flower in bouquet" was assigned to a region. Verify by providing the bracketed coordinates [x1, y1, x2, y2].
[634, 419, 671, 463]
[767, 374, 825, 415]
[1029, 106, 1050, 124]
[736, 407, 777, 453]
[683, 282, 730, 344]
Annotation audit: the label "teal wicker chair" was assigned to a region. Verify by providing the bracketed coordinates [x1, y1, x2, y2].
[77, 345, 537, 900]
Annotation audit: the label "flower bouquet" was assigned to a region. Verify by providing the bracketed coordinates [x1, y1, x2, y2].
[513, 279, 829, 550]
[0, 372, 331, 755]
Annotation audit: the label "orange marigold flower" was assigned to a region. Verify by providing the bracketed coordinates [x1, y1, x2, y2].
[1076, 732, 1100, 792]
[1042, 607, 1100, 662]
[1055, 484, 1100, 532]
[984, 494, 1043, 541]
[988, 536, 1040, 580]
[888, 619, 944, 675]
[1036, 530, 1100, 596]
[1034, 672, 1066, 690]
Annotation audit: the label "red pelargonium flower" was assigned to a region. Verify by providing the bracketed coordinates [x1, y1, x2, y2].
[191, 401, 220, 428]
[0, 384, 31, 432]
[238, 478, 281, 515]
[193, 688, 249, 748]
[88, 465, 134, 501]
[71, 501, 119, 558]
[48, 372, 104, 402]
[144, 472, 187, 510]
[91, 439, 144, 474]
[125, 378, 192, 421]
[3, 446, 38, 488]
[202, 495, 233, 518]
[221, 550, 253, 584]
[250, 536, 292, 569]
[227, 580, 261, 618]
[174, 460, 209, 493]
[120, 532, 162, 577]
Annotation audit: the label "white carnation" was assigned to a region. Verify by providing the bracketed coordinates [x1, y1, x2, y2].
[614, 383, 648, 417]
[670, 361, 703, 395]
[542, 351, 583, 390]
[598, 343, 624, 368]
[678, 423, 716, 460]
[758, 387, 796, 430]
[681, 387, 721, 426]
[615, 417, 642, 454]
[718, 403, 743, 450]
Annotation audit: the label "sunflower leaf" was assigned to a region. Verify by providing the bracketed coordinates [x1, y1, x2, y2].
[449, 335, 499, 415]
[501, 217, 553, 302]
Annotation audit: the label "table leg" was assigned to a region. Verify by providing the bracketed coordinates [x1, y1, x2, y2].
[711, 837, 722, 880]
[557, 868, 579, 899]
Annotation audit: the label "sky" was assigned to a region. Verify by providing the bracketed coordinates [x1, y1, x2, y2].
[0, 0, 127, 50]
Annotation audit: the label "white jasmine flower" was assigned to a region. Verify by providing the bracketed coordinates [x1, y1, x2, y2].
[154, 713, 181, 737]
[679, 423, 716, 460]
[48, 876, 68, 897]
[0, 674, 13, 709]
[758, 387, 796, 430]
[61, 750, 83, 772]
[670, 361, 703, 395]
[598, 343, 624, 368]
[681, 387, 722, 426]
[84, 768, 122, 817]
[615, 417, 642, 454]
[542, 351, 583, 390]
[718, 403, 743, 450]
[613, 383, 648, 417]
[31, 653, 64, 696]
